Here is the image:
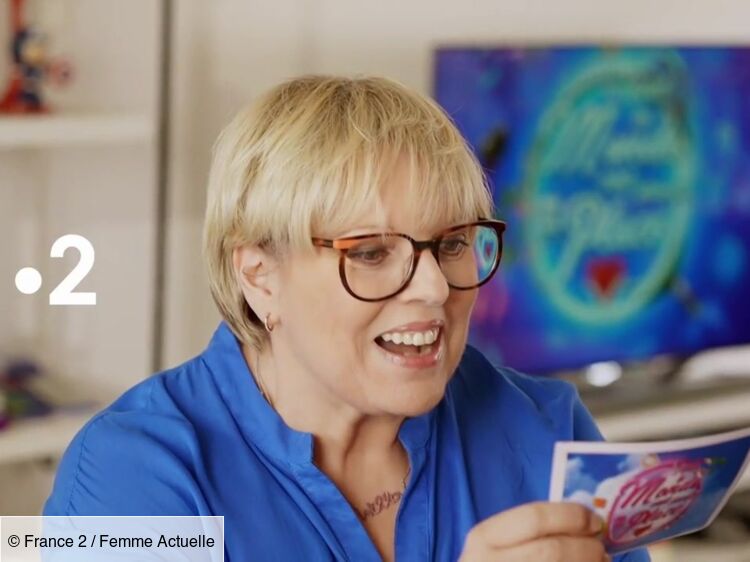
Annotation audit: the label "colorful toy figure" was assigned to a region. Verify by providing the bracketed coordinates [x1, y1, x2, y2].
[0, 390, 9, 430]
[0, 358, 53, 426]
[0, 0, 71, 113]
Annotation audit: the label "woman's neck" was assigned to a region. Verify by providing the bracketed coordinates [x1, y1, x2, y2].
[242, 340, 411, 561]
[242, 342, 408, 471]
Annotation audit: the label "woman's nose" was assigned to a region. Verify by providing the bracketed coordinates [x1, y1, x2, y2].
[400, 250, 450, 304]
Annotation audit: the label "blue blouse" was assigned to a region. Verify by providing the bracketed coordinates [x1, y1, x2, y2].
[45, 322, 650, 562]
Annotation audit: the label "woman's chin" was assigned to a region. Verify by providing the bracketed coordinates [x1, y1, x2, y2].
[383, 382, 447, 417]
[365, 342, 455, 414]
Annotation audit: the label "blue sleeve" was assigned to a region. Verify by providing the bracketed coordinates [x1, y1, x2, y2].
[454, 346, 650, 562]
[44, 411, 207, 516]
[571, 389, 605, 440]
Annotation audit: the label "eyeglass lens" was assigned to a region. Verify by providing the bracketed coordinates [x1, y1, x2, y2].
[342, 225, 501, 300]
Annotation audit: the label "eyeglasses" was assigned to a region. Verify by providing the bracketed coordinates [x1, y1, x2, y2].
[311, 219, 506, 302]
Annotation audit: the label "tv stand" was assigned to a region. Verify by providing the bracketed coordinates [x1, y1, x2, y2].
[568, 358, 750, 491]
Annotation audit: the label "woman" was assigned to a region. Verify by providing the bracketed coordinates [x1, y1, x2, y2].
[45, 76, 649, 562]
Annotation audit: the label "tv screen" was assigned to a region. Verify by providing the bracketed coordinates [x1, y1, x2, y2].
[434, 46, 750, 374]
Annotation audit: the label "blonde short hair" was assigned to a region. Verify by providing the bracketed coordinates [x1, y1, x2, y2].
[203, 75, 494, 351]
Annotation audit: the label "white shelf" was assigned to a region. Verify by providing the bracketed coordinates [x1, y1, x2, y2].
[597, 388, 750, 441]
[0, 409, 97, 465]
[0, 113, 155, 149]
[651, 539, 750, 562]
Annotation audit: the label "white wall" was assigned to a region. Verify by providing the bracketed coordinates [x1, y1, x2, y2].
[0, 0, 160, 515]
[163, 0, 750, 367]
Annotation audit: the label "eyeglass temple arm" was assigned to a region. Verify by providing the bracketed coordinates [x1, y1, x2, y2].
[311, 238, 363, 251]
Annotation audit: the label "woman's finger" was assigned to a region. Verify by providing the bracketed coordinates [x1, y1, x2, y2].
[500, 536, 609, 562]
[463, 501, 604, 551]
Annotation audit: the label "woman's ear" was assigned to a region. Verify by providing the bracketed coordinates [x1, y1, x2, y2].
[232, 244, 279, 309]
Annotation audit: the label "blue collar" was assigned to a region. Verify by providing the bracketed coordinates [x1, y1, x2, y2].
[202, 321, 435, 467]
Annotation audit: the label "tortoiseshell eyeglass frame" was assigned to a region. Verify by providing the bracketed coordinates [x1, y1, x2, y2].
[311, 218, 507, 302]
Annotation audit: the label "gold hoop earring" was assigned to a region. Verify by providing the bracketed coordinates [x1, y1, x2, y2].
[263, 313, 275, 333]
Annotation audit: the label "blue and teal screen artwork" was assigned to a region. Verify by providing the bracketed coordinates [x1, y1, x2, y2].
[434, 47, 750, 374]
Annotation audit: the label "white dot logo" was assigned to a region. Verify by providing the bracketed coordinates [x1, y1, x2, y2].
[13, 235, 96, 305]
[15, 267, 43, 295]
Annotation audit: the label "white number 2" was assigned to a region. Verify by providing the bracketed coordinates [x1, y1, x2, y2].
[49, 234, 97, 306]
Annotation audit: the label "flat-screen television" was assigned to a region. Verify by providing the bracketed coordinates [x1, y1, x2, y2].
[434, 46, 750, 375]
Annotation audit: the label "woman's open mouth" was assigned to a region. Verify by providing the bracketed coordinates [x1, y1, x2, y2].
[374, 327, 444, 369]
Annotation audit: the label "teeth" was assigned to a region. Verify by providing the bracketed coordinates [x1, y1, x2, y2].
[380, 328, 440, 346]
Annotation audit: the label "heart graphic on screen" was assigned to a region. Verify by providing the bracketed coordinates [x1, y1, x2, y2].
[587, 258, 626, 299]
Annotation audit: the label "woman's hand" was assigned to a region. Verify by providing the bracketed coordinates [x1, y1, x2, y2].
[459, 501, 609, 562]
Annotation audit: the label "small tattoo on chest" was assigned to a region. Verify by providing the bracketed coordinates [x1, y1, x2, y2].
[358, 490, 403, 521]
